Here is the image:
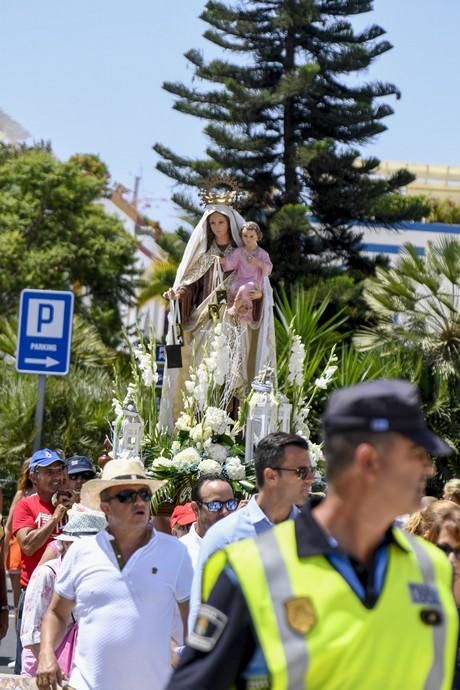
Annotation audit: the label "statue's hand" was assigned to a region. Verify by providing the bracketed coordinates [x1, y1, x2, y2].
[248, 287, 263, 300]
[163, 288, 176, 300]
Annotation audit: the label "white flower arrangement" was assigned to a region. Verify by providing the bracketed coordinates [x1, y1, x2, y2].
[141, 321, 252, 506]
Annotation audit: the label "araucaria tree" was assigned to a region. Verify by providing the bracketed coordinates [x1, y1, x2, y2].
[154, 0, 413, 284]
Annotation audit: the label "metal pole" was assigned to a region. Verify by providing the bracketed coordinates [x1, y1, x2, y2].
[32, 374, 46, 452]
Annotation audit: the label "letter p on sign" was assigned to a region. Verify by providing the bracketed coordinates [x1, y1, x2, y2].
[26, 299, 64, 338]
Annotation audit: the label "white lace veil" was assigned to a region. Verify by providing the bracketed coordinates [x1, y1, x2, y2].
[173, 204, 245, 288]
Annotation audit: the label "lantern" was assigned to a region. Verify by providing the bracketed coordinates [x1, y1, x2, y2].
[277, 394, 292, 433]
[112, 402, 144, 462]
[245, 376, 278, 463]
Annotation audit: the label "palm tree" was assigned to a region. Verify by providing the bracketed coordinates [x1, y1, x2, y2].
[137, 229, 187, 306]
[354, 237, 460, 473]
[0, 315, 121, 480]
[354, 238, 460, 372]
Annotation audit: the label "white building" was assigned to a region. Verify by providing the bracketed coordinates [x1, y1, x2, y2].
[358, 219, 460, 265]
[100, 184, 166, 338]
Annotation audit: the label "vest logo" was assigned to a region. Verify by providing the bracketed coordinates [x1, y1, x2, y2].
[420, 608, 443, 626]
[408, 583, 440, 606]
[284, 596, 316, 635]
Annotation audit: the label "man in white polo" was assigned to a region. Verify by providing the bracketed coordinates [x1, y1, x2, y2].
[36, 458, 193, 690]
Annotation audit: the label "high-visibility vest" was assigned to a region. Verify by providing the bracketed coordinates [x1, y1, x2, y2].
[203, 520, 458, 690]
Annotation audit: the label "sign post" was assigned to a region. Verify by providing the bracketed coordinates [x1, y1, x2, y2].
[16, 289, 74, 450]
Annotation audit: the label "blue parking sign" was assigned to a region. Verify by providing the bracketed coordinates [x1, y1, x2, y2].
[16, 289, 74, 375]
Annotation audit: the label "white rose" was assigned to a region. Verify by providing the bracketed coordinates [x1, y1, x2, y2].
[173, 447, 201, 469]
[198, 459, 223, 476]
[206, 443, 228, 464]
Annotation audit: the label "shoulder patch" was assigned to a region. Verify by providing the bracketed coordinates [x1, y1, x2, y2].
[187, 603, 228, 652]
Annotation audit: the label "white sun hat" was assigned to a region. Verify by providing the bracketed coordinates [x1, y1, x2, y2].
[80, 458, 163, 511]
[56, 508, 108, 542]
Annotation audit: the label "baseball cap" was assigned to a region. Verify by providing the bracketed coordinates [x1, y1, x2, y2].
[29, 448, 65, 470]
[66, 455, 95, 477]
[322, 379, 452, 457]
[170, 503, 196, 528]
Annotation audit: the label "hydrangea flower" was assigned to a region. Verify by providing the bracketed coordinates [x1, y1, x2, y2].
[206, 443, 228, 464]
[151, 457, 173, 469]
[173, 447, 200, 469]
[204, 407, 233, 435]
[198, 459, 222, 475]
[225, 457, 246, 481]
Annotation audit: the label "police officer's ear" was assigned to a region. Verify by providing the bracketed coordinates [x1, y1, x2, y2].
[191, 501, 200, 519]
[354, 442, 382, 481]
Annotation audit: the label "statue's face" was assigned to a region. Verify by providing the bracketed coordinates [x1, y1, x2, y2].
[208, 212, 230, 243]
[241, 227, 258, 251]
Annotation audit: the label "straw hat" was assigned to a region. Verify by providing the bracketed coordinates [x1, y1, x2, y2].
[80, 458, 162, 511]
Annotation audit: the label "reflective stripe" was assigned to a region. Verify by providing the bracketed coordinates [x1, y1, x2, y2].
[256, 529, 309, 690]
[405, 533, 447, 690]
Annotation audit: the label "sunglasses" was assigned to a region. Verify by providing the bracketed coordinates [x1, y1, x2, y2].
[274, 465, 313, 480]
[437, 543, 460, 560]
[68, 472, 94, 481]
[102, 488, 153, 504]
[198, 499, 238, 513]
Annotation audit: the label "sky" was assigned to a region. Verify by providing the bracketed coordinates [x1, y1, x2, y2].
[1, 0, 459, 231]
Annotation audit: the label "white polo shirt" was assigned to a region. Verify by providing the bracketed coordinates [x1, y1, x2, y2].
[55, 529, 193, 690]
[180, 522, 202, 569]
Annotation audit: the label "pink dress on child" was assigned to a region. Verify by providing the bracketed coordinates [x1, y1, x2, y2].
[221, 247, 273, 322]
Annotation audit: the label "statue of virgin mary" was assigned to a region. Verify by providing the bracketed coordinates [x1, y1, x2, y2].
[159, 183, 276, 429]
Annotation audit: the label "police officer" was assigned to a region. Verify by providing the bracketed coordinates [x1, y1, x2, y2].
[167, 379, 459, 690]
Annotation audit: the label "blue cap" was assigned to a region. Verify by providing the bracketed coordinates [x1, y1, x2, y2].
[66, 455, 95, 476]
[29, 448, 64, 470]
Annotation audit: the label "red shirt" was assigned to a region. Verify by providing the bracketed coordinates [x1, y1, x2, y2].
[13, 494, 63, 587]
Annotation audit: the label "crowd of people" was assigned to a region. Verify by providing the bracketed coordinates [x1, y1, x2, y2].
[1, 379, 460, 689]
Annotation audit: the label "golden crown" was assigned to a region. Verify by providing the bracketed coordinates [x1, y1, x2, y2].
[199, 175, 242, 207]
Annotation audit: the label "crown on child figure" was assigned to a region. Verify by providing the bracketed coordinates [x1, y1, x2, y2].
[199, 175, 242, 208]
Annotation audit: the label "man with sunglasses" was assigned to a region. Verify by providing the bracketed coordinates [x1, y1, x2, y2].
[169, 380, 458, 690]
[182, 475, 237, 569]
[12, 448, 67, 673]
[37, 458, 193, 690]
[188, 432, 313, 629]
[65, 455, 96, 503]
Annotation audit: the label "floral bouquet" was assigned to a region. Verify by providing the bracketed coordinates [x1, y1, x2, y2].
[111, 315, 338, 508]
[141, 322, 255, 509]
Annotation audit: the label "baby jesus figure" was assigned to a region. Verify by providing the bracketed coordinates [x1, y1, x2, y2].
[219, 221, 273, 323]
